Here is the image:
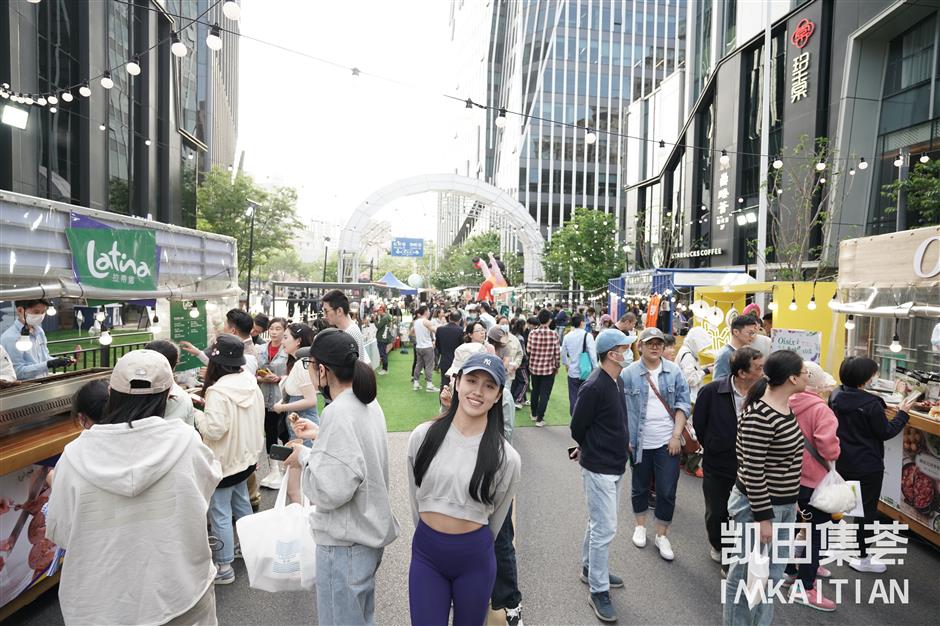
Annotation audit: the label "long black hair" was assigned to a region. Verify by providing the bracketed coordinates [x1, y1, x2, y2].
[412, 372, 506, 505]
[102, 389, 170, 426]
[72, 379, 110, 426]
[201, 361, 243, 396]
[319, 356, 377, 405]
[743, 349, 804, 411]
[285, 322, 315, 374]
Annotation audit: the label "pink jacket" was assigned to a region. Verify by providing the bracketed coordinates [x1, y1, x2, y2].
[789, 391, 841, 488]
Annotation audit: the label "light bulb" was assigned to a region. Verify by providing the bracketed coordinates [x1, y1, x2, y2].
[788, 300, 798, 311]
[79, 81, 91, 97]
[585, 129, 597, 145]
[819, 177, 826, 184]
[807, 298, 817, 311]
[145, 139, 152, 146]
[772, 159, 783, 169]
[222, 0, 241, 20]
[15, 327, 32, 352]
[494, 108, 507, 129]
[127, 56, 141, 76]
[171, 32, 188, 57]
[98, 330, 113, 346]
[99, 124, 106, 131]
[189, 305, 200, 319]
[36, 96, 47, 106]
[24, 95, 34, 105]
[46, 304, 57, 316]
[100, 71, 113, 89]
[768, 301, 777, 312]
[95, 310, 106, 322]
[889, 336, 902, 353]
[48, 106, 57, 113]
[848, 168, 856, 176]
[893, 156, 904, 167]
[28, 0, 42, 4]
[206, 24, 223, 51]
[858, 157, 868, 170]
[719, 150, 730, 166]
[844, 315, 855, 330]
[919, 154, 930, 164]
[815, 161, 826, 171]
[46, 94, 57, 104]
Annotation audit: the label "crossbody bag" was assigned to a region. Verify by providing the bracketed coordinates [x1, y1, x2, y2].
[643, 371, 700, 455]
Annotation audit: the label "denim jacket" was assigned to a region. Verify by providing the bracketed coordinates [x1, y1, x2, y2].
[620, 358, 691, 464]
[256, 341, 289, 409]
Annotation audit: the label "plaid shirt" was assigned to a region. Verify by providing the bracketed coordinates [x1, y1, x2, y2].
[526, 326, 560, 375]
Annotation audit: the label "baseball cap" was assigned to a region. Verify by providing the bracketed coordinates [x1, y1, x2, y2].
[446, 342, 485, 377]
[595, 329, 633, 355]
[804, 361, 836, 392]
[110, 349, 174, 395]
[638, 327, 666, 343]
[310, 328, 358, 368]
[207, 334, 246, 367]
[487, 326, 509, 345]
[459, 352, 506, 387]
[600, 314, 612, 323]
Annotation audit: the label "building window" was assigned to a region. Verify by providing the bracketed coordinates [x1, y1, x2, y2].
[879, 16, 936, 135]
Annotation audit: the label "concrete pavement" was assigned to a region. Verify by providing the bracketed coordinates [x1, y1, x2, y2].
[12, 425, 940, 625]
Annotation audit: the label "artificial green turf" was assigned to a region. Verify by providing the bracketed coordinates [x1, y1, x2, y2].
[376, 346, 573, 432]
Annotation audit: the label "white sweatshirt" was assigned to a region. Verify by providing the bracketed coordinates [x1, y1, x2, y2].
[45, 417, 222, 626]
[194, 369, 266, 477]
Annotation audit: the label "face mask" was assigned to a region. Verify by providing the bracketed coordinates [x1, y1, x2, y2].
[26, 313, 45, 327]
[317, 366, 332, 401]
[500, 324, 510, 333]
[609, 351, 626, 368]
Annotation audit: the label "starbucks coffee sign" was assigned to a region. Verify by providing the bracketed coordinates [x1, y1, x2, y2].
[66, 227, 158, 291]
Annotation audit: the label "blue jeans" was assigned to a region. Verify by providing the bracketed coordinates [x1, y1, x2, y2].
[722, 487, 798, 626]
[581, 468, 622, 593]
[286, 393, 315, 448]
[316, 544, 384, 626]
[209, 479, 253, 565]
[567, 376, 583, 417]
[630, 444, 681, 524]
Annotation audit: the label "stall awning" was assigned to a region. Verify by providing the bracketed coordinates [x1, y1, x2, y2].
[838, 225, 940, 290]
[376, 272, 417, 295]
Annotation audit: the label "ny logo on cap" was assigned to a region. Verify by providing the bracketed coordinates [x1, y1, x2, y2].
[483, 358, 492, 366]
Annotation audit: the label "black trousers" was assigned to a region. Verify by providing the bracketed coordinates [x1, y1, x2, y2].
[785, 485, 826, 590]
[491, 503, 521, 610]
[702, 471, 736, 552]
[529, 374, 554, 420]
[377, 341, 389, 371]
[840, 470, 883, 558]
[263, 409, 284, 453]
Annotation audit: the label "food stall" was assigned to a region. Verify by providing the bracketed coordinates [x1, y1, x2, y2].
[834, 225, 940, 546]
[0, 190, 240, 618]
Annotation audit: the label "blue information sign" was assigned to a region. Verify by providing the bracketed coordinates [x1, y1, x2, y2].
[390, 237, 424, 257]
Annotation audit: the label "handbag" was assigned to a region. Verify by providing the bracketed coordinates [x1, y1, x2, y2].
[578, 332, 593, 381]
[235, 475, 317, 592]
[801, 433, 857, 514]
[644, 372, 699, 454]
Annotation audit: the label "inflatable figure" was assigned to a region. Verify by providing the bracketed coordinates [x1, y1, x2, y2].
[473, 257, 497, 302]
[488, 253, 508, 288]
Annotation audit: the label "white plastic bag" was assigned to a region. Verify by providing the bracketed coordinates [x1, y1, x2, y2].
[809, 463, 857, 514]
[235, 475, 317, 592]
[745, 543, 770, 609]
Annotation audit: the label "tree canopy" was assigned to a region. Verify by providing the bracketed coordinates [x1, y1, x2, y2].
[543, 208, 624, 291]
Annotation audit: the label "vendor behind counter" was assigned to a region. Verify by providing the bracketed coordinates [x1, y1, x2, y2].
[0, 299, 74, 380]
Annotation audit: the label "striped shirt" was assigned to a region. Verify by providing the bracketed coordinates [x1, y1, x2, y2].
[735, 399, 803, 521]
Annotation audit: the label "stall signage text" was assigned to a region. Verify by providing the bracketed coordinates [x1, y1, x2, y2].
[913, 235, 940, 278]
[790, 19, 815, 103]
[674, 247, 724, 260]
[66, 228, 158, 291]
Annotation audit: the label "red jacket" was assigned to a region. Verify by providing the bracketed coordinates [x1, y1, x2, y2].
[789, 391, 841, 489]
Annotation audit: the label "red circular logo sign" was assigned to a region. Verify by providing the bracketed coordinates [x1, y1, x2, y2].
[791, 18, 815, 49]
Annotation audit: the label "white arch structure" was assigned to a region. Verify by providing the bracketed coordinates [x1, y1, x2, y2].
[337, 174, 546, 283]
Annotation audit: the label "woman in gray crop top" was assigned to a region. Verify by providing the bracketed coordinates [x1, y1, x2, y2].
[407, 352, 521, 626]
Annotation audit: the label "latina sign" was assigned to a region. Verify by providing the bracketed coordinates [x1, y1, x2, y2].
[913, 235, 940, 279]
[673, 247, 724, 260]
[390, 237, 424, 258]
[65, 227, 158, 291]
[790, 18, 815, 103]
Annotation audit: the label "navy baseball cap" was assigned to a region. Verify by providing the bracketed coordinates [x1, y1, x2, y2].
[459, 352, 507, 387]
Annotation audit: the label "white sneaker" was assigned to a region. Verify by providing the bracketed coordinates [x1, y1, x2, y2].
[378, 370, 387, 376]
[654, 534, 675, 561]
[632, 526, 647, 548]
[259, 464, 283, 489]
[413, 381, 420, 391]
[426, 384, 440, 393]
[849, 556, 886, 573]
[709, 546, 721, 563]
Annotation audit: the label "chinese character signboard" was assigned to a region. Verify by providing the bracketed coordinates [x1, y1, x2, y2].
[65, 227, 158, 291]
[390, 237, 424, 258]
[789, 18, 815, 103]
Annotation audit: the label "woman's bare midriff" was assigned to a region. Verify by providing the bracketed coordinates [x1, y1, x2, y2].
[420, 512, 484, 534]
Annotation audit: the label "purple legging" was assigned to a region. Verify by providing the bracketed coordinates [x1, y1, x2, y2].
[409, 521, 496, 626]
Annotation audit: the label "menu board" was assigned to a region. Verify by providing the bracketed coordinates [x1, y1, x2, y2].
[170, 301, 207, 371]
[770, 328, 821, 362]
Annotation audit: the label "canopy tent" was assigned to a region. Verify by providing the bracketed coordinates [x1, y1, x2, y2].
[375, 271, 417, 295]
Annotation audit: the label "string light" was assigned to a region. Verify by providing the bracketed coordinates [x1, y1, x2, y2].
[828, 291, 839, 310]
[893, 154, 904, 167]
[126, 56, 142, 76]
[46, 302, 57, 316]
[61, 90, 73, 102]
[889, 318, 902, 353]
[585, 128, 597, 145]
[658, 139, 665, 149]
[222, 0, 241, 20]
[494, 108, 507, 128]
[858, 157, 868, 170]
[48, 106, 56, 113]
[848, 168, 855, 176]
[807, 281, 817, 311]
[100, 71, 113, 89]
[719, 149, 730, 166]
[206, 24, 223, 51]
[189, 302, 200, 318]
[788, 283, 798, 311]
[171, 32, 188, 58]
[919, 154, 930, 164]
[95, 308, 106, 323]
[16, 326, 33, 352]
[815, 161, 826, 171]
[98, 123, 106, 131]
[36, 96, 47, 106]
[844, 315, 855, 330]
[150, 314, 161, 335]
[78, 81, 91, 98]
[772, 158, 783, 169]
[98, 323, 113, 346]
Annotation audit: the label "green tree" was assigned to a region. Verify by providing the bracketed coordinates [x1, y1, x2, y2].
[255, 248, 319, 282]
[432, 232, 522, 290]
[882, 158, 940, 226]
[543, 208, 624, 291]
[196, 167, 302, 285]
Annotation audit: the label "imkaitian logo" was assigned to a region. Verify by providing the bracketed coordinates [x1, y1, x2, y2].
[790, 18, 815, 49]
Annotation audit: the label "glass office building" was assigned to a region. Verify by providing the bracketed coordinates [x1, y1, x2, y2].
[0, 0, 238, 228]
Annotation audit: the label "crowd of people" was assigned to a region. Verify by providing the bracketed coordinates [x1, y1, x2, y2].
[13, 289, 915, 626]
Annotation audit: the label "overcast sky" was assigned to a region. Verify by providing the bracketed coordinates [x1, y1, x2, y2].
[237, 0, 457, 242]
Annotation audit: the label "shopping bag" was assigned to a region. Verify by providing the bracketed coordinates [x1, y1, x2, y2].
[809, 463, 857, 514]
[235, 475, 317, 592]
[745, 543, 770, 609]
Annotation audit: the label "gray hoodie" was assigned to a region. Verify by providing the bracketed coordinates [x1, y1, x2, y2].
[46, 417, 222, 626]
[299, 388, 400, 548]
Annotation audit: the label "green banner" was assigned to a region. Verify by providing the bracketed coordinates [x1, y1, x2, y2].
[170, 301, 207, 371]
[65, 227, 158, 291]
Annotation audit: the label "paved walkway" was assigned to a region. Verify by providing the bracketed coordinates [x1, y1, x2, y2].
[16, 422, 940, 625]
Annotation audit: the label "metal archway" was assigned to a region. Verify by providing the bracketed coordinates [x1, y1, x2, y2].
[337, 174, 545, 283]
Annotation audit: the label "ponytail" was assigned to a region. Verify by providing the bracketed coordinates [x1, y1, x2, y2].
[351, 360, 377, 404]
[742, 349, 803, 412]
[742, 378, 768, 413]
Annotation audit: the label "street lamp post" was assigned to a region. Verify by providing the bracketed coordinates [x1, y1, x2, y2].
[322, 236, 331, 282]
[245, 200, 259, 310]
